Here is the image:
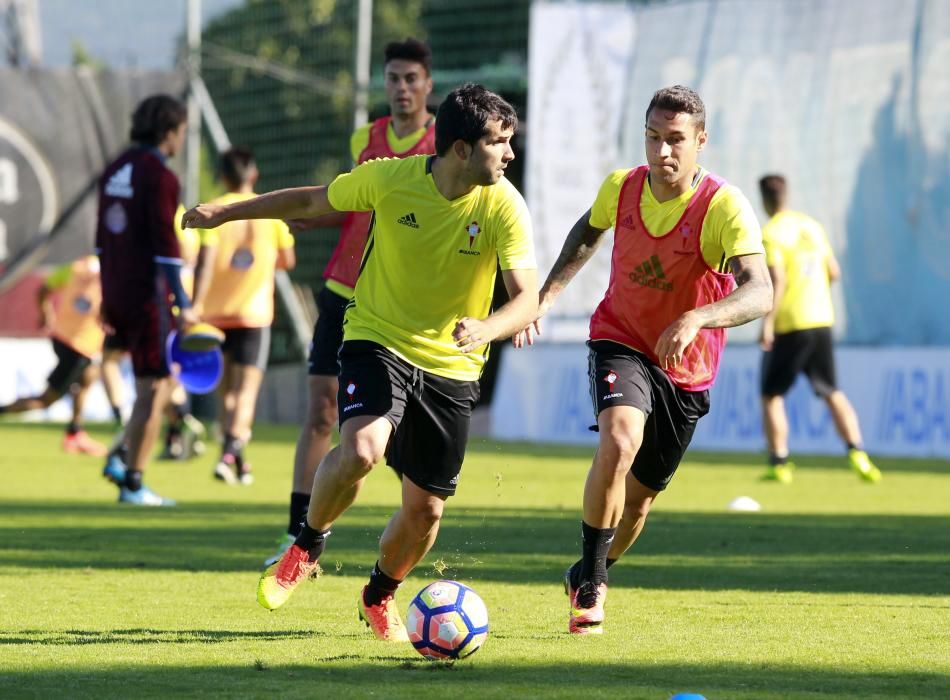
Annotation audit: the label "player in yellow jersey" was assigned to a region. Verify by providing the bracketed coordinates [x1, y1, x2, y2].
[191, 147, 295, 485]
[265, 39, 437, 566]
[515, 86, 772, 634]
[758, 175, 881, 484]
[183, 84, 537, 643]
[0, 255, 108, 456]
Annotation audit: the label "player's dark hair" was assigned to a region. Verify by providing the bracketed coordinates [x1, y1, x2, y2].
[645, 85, 706, 131]
[434, 83, 518, 157]
[129, 94, 187, 146]
[218, 146, 256, 188]
[759, 174, 788, 212]
[384, 37, 432, 75]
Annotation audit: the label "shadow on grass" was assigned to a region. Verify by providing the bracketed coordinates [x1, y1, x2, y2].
[0, 628, 319, 646]
[0, 658, 945, 700]
[1, 500, 948, 596]
[467, 437, 950, 475]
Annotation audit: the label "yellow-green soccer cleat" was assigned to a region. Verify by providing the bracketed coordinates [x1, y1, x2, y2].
[760, 463, 794, 484]
[848, 449, 882, 483]
[256, 543, 320, 610]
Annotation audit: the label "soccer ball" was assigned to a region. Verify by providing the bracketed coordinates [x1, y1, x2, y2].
[406, 580, 489, 660]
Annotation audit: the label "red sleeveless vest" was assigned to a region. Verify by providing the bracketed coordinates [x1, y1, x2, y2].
[323, 116, 436, 288]
[588, 166, 735, 391]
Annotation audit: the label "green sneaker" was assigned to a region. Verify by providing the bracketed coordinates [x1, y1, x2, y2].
[761, 463, 794, 484]
[848, 449, 882, 483]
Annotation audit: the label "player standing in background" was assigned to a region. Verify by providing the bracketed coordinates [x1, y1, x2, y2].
[97, 94, 197, 507]
[190, 146, 296, 485]
[515, 86, 772, 634]
[264, 38, 436, 566]
[757, 174, 881, 484]
[183, 83, 537, 643]
[0, 254, 108, 457]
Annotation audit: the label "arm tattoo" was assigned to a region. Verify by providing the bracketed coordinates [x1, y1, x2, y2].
[543, 211, 608, 292]
[692, 254, 774, 329]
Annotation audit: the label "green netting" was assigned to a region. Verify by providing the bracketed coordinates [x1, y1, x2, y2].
[200, 0, 532, 364]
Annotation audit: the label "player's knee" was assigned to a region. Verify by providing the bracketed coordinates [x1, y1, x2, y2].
[601, 429, 642, 467]
[339, 434, 384, 476]
[307, 393, 338, 436]
[403, 497, 444, 535]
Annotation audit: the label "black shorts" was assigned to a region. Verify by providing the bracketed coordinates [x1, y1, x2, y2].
[587, 340, 710, 492]
[337, 340, 480, 497]
[102, 333, 127, 352]
[47, 339, 91, 394]
[308, 286, 349, 376]
[222, 327, 270, 370]
[108, 302, 174, 378]
[761, 326, 836, 398]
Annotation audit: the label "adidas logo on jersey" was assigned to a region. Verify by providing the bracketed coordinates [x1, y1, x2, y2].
[105, 163, 134, 199]
[628, 254, 673, 291]
[397, 212, 419, 228]
[618, 214, 634, 228]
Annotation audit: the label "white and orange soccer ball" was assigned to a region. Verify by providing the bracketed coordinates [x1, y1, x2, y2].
[406, 580, 489, 660]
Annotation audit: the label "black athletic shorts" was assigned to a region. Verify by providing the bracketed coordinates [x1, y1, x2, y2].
[102, 333, 126, 352]
[761, 326, 836, 398]
[308, 286, 349, 376]
[337, 340, 480, 497]
[222, 327, 270, 370]
[587, 340, 710, 492]
[47, 338, 91, 394]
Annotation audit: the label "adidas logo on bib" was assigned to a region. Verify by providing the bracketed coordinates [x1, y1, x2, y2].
[628, 254, 673, 292]
[397, 212, 419, 228]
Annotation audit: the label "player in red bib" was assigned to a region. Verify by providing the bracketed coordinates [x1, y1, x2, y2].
[264, 39, 437, 566]
[515, 86, 773, 634]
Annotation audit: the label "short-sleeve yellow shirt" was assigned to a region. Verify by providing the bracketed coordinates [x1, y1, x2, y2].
[327, 155, 536, 380]
[589, 167, 764, 271]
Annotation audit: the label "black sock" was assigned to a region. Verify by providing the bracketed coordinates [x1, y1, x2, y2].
[288, 492, 310, 537]
[66, 421, 81, 435]
[124, 470, 143, 492]
[364, 561, 402, 606]
[110, 444, 128, 463]
[111, 405, 123, 426]
[846, 442, 860, 451]
[222, 433, 243, 458]
[769, 452, 788, 466]
[579, 521, 617, 586]
[294, 524, 330, 562]
[568, 556, 619, 589]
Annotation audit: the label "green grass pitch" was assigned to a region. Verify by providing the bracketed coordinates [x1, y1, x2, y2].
[1, 422, 948, 699]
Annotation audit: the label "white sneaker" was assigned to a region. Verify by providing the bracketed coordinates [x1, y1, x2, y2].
[263, 532, 296, 567]
[118, 486, 176, 507]
[213, 457, 239, 485]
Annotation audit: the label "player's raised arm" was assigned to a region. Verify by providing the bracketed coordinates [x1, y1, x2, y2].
[181, 185, 335, 230]
[513, 209, 609, 347]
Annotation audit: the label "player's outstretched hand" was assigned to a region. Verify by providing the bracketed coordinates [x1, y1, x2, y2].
[177, 306, 200, 332]
[181, 203, 227, 230]
[654, 310, 702, 370]
[512, 293, 552, 349]
[453, 317, 494, 354]
[512, 318, 542, 349]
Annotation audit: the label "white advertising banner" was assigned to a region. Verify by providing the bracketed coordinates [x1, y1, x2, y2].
[527, 0, 950, 345]
[491, 343, 950, 458]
